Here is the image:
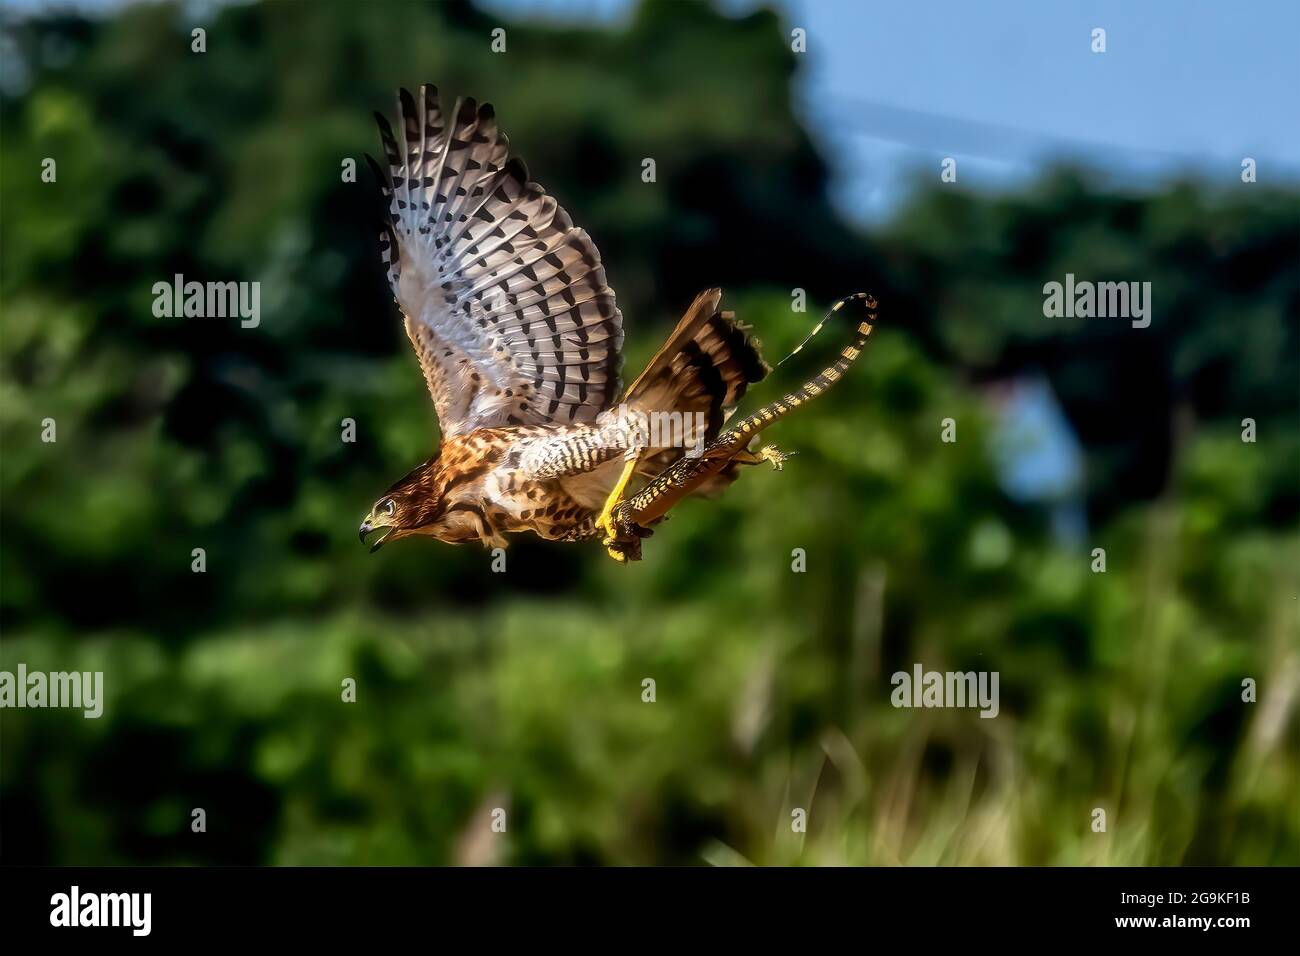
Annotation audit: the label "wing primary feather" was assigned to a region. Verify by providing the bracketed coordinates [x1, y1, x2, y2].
[371, 86, 625, 433]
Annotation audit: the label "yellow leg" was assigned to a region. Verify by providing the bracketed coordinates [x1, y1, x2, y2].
[733, 444, 796, 471]
[596, 454, 640, 561]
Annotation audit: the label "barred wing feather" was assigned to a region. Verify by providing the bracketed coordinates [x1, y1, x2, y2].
[371, 85, 624, 436]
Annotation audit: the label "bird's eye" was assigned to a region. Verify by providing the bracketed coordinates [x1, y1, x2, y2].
[383, 499, 396, 515]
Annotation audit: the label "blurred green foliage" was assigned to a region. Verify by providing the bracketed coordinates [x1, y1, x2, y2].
[1, 0, 1296, 865]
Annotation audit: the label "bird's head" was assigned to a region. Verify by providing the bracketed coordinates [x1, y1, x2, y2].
[359, 453, 496, 551]
[358, 457, 445, 552]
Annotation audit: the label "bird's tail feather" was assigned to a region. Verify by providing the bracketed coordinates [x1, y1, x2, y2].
[621, 289, 769, 460]
[610, 293, 880, 539]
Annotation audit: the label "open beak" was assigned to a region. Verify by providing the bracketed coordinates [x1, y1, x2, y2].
[358, 517, 393, 553]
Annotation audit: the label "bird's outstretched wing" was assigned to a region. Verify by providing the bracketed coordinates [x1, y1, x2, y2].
[370, 85, 624, 438]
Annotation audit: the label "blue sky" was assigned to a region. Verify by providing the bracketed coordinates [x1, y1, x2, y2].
[486, 0, 1300, 221]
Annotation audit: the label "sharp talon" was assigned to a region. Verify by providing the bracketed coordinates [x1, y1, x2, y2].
[595, 507, 622, 543]
[759, 444, 795, 471]
[595, 455, 639, 553]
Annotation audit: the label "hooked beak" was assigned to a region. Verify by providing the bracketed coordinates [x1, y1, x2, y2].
[358, 517, 393, 553]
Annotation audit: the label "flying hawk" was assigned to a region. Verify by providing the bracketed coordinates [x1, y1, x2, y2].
[357, 86, 877, 561]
